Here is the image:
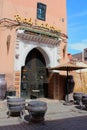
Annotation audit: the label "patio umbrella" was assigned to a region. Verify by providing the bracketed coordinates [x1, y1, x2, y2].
[49, 62, 87, 103]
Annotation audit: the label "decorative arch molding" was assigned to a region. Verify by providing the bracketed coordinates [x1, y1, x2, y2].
[14, 42, 51, 71]
[23, 47, 50, 67]
[15, 31, 60, 71]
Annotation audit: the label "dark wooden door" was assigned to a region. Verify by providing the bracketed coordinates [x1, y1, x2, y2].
[21, 48, 48, 99]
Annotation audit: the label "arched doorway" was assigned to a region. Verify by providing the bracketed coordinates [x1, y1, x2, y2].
[21, 48, 48, 99]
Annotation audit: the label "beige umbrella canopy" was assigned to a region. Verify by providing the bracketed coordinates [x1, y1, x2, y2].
[49, 62, 87, 71]
[49, 62, 87, 103]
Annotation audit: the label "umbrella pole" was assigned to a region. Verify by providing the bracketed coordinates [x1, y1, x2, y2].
[66, 67, 69, 103]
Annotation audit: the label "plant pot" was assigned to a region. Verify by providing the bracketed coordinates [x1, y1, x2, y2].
[73, 92, 85, 104]
[82, 94, 87, 109]
[27, 101, 47, 122]
[0, 74, 7, 99]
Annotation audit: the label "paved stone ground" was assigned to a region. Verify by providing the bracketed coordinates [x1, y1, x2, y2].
[0, 98, 87, 130]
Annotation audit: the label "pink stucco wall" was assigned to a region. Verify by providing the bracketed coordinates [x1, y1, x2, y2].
[0, 0, 67, 91]
[1, 0, 67, 32]
[0, 0, 67, 68]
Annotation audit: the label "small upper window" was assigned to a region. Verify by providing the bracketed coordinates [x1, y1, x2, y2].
[37, 2, 46, 21]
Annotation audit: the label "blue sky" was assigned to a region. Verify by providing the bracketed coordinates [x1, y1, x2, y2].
[67, 0, 87, 54]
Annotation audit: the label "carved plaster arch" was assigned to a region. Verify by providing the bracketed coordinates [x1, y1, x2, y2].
[23, 47, 50, 68]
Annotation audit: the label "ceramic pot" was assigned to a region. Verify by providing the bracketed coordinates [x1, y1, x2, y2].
[27, 101, 47, 122]
[0, 74, 7, 99]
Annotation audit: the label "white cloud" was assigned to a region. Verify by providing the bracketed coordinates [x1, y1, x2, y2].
[68, 23, 86, 30]
[69, 11, 87, 19]
[68, 40, 87, 51]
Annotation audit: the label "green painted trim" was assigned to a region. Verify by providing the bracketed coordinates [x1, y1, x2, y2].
[19, 26, 60, 39]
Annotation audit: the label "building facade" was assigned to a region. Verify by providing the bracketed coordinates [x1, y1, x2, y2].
[72, 48, 87, 62]
[0, 0, 67, 99]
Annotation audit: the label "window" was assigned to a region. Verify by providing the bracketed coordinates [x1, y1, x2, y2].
[37, 2, 46, 21]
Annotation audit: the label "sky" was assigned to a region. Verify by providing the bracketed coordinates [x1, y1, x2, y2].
[67, 0, 87, 54]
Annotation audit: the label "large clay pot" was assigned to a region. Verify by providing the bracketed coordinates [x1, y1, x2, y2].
[65, 75, 75, 102]
[82, 95, 87, 108]
[0, 74, 7, 99]
[73, 92, 85, 104]
[27, 101, 47, 122]
[7, 97, 25, 117]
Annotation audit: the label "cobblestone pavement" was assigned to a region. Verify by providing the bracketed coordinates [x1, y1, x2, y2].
[0, 99, 87, 130]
